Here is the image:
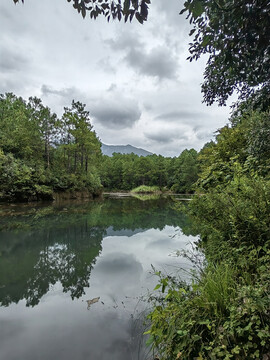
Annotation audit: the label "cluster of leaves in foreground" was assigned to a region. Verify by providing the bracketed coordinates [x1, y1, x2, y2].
[147, 108, 270, 359]
[0, 93, 102, 202]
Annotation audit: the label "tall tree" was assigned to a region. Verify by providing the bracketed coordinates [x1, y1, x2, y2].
[0, 93, 42, 161]
[28, 97, 59, 169]
[62, 100, 101, 174]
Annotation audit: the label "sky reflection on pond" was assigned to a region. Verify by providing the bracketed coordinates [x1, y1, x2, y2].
[0, 196, 198, 360]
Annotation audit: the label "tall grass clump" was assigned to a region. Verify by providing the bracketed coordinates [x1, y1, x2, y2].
[131, 185, 161, 194]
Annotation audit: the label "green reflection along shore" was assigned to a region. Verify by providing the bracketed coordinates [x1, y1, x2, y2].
[0, 196, 197, 307]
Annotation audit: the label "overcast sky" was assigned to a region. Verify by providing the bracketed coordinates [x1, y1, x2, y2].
[0, 0, 233, 157]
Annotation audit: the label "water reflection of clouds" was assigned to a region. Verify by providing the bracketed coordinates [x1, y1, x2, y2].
[100, 226, 196, 271]
[0, 298, 145, 360]
[88, 225, 198, 302]
[93, 252, 143, 296]
[0, 215, 198, 360]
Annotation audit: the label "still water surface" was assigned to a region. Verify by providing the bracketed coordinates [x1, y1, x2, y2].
[0, 196, 197, 360]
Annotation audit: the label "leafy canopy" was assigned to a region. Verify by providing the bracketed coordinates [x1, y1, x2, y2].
[181, 0, 270, 107]
[13, 0, 151, 24]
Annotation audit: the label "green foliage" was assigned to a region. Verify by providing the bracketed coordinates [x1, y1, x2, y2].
[181, 0, 270, 107]
[99, 150, 199, 193]
[0, 93, 43, 161]
[0, 93, 102, 201]
[131, 185, 160, 193]
[13, 0, 151, 24]
[67, 0, 151, 24]
[147, 107, 270, 358]
[61, 100, 101, 174]
[0, 151, 52, 201]
[189, 175, 270, 262]
[170, 149, 199, 193]
[198, 110, 270, 190]
[147, 261, 270, 359]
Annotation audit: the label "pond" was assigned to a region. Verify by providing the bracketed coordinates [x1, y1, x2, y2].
[0, 195, 198, 360]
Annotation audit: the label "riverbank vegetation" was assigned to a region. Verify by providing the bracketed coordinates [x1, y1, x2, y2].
[142, 0, 270, 356]
[146, 106, 270, 359]
[0, 93, 102, 202]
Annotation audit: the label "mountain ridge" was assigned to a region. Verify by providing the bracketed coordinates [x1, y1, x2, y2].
[101, 143, 153, 157]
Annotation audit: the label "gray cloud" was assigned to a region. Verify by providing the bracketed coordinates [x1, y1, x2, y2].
[0, 44, 31, 95]
[155, 110, 207, 121]
[145, 129, 188, 144]
[106, 30, 179, 81]
[0, 0, 232, 157]
[105, 32, 141, 51]
[0, 78, 26, 95]
[41, 85, 82, 100]
[0, 47, 29, 72]
[125, 46, 178, 80]
[155, 0, 188, 30]
[98, 56, 116, 73]
[40, 85, 87, 114]
[91, 96, 141, 129]
[195, 129, 213, 141]
[107, 83, 117, 92]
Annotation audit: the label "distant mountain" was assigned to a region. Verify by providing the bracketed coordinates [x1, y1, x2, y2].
[101, 143, 153, 157]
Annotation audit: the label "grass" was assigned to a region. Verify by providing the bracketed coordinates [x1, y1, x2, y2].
[131, 185, 161, 194]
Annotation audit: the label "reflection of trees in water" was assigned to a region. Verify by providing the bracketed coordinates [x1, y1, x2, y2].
[26, 242, 89, 306]
[0, 196, 197, 307]
[0, 222, 104, 307]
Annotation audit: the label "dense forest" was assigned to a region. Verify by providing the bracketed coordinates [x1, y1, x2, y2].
[0, 92, 200, 201]
[0, 93, 102, 201]
[100, 150, 199, 193]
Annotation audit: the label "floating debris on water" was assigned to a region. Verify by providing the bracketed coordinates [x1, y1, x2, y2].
[86, 297, 100, 310]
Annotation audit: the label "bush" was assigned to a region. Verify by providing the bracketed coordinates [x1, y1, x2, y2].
[188, 174, 270, 263]
[147, 260, 270, 360]
[147, 171, 270, 359]
[131, 185, 160, 193]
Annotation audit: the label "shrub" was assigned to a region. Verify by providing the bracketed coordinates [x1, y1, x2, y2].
[131, 185, 160, 194]
[147, 261, 270, 359]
